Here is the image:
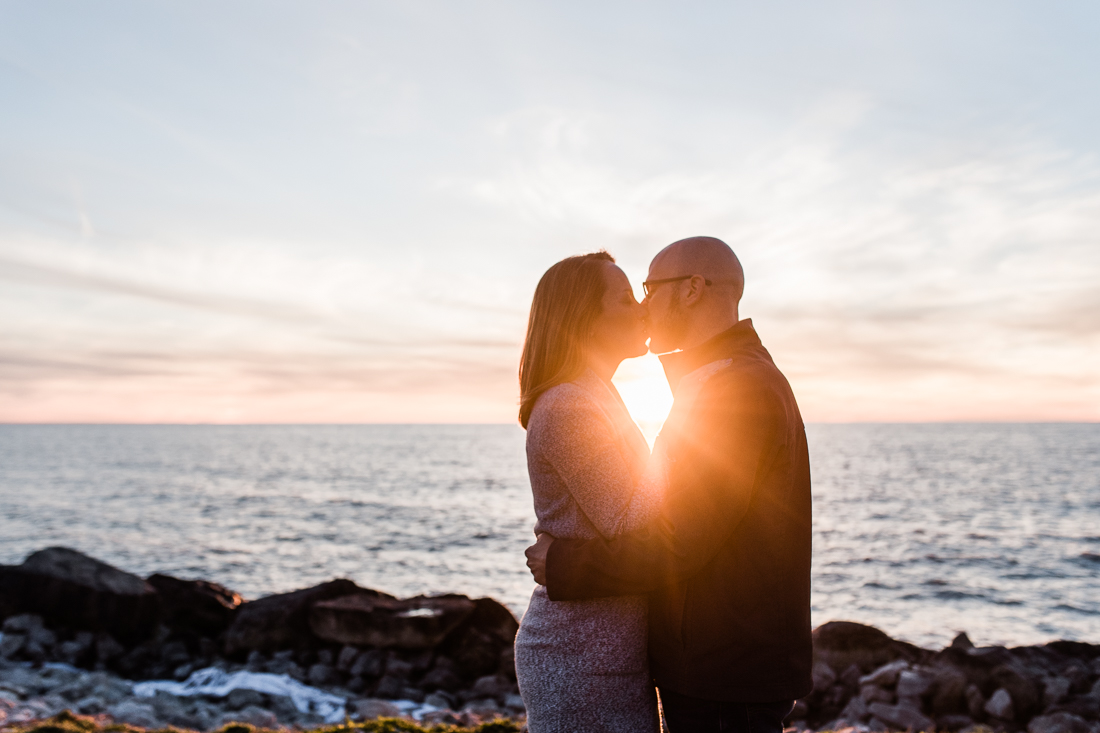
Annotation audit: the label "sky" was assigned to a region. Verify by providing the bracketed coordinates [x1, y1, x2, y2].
[1, 1, 1098, 425]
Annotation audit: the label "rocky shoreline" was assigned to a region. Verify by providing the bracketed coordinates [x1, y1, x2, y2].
[1, 547, 1099, 733]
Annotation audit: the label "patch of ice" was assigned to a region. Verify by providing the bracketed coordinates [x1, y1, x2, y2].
[133, 667, 346, 723]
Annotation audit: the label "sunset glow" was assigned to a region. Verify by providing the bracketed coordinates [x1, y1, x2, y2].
[1, 3, 1098, 424]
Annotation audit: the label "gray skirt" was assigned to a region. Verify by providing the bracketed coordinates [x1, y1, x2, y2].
[515, 586, 661, 733]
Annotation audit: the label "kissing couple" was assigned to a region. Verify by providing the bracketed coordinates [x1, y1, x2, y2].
[513, 237, 813, 733]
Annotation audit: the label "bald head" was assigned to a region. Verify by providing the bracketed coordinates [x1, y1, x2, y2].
[651, 236, 744, 303]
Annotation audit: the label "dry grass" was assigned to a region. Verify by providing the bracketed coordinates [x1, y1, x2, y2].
[3, 711, 523, 733]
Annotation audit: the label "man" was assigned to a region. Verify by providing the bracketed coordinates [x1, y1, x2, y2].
[525, 236, 813, 733]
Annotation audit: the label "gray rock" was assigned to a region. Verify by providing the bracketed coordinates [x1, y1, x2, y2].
[866, 716, 890, 732]
[1028, 712, 1094, 733]
[108, 699, 161, 728]
[74, 695, 106, 714]
[472, 674, 514, 701]
[897, 669, 934, 699]
[215, 705, 278, 729]
[463, 697, 500, 711]
[337, 645, 361, 672]
[385, 657, 414, 679]
[812, 660, 837, 691]
[965, 684, 985, 719]
[95, 634, 125, 663]
[150, 690, 189, 721]
[929, 665, 970, 716]
[504, 693, 526, 712]
[840, 694, 870, 722]
[1090, 677, 1100, 700]
[401, 686, 425, 702]
[226, 687, 266, 710]
[349, 649, 385, 678]
[861, 683, 893, 703]
[373, 675, 404, 698]
[936, 714, 974, 731]
[1044, 676, 1073, 707]
[424, 692, 453, 709]
[867, 701, 935, 732]
[984, 688, 1014, 720]
[308, 662, 339, 686]
[173, 663, 193, 680]
[2, 615, 45, 634]
[352, 697, 403, 720]
[0, 634, 24, 659]
[861, 659, 910, 688]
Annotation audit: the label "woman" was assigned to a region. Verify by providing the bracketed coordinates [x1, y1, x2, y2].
[513, 251, 664, 733]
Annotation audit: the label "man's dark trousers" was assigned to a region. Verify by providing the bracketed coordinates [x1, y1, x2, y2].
[661, 689, 793, 733]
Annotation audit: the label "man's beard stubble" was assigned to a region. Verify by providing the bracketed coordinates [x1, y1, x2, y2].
[650, 289, 690, 355]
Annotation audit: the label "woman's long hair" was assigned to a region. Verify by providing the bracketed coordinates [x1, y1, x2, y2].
[518, 251, 614, 428]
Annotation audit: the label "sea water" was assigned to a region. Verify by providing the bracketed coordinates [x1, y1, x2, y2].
[0, 423, 1096, 648]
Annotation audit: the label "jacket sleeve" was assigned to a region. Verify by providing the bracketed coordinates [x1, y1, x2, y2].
[535, 388, 657, 541]
[545, 372, 781, 599]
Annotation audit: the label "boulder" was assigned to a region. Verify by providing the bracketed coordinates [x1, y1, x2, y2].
[437, 597, 520, 681]
[812, 621, 917, 674]
[310, 593, 475, 649]
[146, 574, 243, 636]
[223, 578, 367, 654]
[812, 660, 838, 691]
[990, 663, 1041, 720]
[0, 548, 158, 644]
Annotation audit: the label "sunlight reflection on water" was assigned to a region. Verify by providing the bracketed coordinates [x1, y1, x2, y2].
[0, 423, 1096, 648]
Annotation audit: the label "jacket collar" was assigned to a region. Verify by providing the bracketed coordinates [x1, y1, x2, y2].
[659, 319, 762, 392]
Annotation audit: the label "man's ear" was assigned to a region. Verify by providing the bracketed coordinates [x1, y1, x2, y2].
[682, 274, 707, 306]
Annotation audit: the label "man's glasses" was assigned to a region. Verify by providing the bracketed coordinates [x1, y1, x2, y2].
[642, 275, 712, 298]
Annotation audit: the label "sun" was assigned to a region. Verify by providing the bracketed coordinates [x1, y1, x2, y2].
[612, 353, 674, 445]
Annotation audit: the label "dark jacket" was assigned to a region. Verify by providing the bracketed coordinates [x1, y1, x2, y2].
[545, 320, 813, 702]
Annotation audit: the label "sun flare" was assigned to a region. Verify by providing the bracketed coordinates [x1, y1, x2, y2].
[612, 353, 673, 445]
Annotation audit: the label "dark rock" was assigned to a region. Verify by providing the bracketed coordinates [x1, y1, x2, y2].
[223, 578, 365, 654]
[1044, 676, 1073, 707]
[436, 597, 520, 683]
[349, 649, 385, 679]
[96, 634, 126, 664]
[160, 640, 191, 667]
[840, 663, 863, 690]
[401, 686, 425, 702]
[0, 548, 158, 644]
[373, 674, 404, 699]
[421, 657, 463, 693]
[310, 592, 474, 649]
[316, 648, 335, 666]
[336, 645, 360, 671]
[951, 632, 975, 650]
[929, 664, 970, 715]
[812, 621, 916, 674]
[146, 574, 243, 636]
[471, 674, 513, 702]
[861, 684, 893, 704]
[384, 657, 414, 679]
[346, 675, 367, 693]
[812, 661, 837, 691]
[966, 683, 986, 720]
[991, 664, 1041, 720]
[307, 662, 339, 686]
[1044, 641, 1100, 662]
[0, 632, 24, 658]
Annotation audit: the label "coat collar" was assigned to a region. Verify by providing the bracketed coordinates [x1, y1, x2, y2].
[658, 319, 763, 392]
